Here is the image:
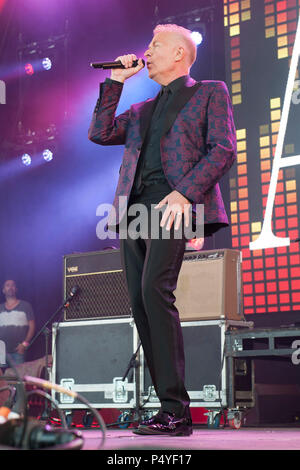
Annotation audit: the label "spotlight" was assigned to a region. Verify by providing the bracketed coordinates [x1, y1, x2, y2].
[24, 63, 34, 75]
[42, 57, 52, 71]
[191, 31, 203, 46]
[21, 154, 32, 166]
[42, 149, 53, 162]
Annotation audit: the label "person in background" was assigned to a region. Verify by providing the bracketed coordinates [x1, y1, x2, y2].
[0, 279, 35, 367]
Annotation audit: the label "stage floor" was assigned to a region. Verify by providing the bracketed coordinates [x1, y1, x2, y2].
[79, 426, 300, 451]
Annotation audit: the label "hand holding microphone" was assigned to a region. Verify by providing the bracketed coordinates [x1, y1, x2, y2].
[110, 54, 144, 83]
[91, 54, 145, 83]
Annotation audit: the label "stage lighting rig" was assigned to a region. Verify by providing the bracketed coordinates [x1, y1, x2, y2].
[18, 33, 67, 75]
[21, 153, 31, 166]
[42, 148, 53, 162]
[24, 63, 34, 76]
[42, 57, 52, 71]
[16, 27, 69, 141]
[191, 31, 203, 46]
[153, 1, 221, 80]
[17, 123, 58, 166]
[152, 5, 214, 47]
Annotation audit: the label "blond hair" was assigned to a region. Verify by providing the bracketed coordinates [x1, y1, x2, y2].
[153, 24, 197, 66]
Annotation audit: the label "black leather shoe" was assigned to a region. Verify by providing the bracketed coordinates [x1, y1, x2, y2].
[138, 409, 164, 427]
[139, 407, 192, 426]
[133, 411, 193, 436]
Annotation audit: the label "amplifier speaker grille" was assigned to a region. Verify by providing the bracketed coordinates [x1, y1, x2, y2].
[64, 250, 131, 321]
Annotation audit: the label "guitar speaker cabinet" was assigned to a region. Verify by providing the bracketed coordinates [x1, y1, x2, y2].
[63, 249, 131, 321]
[175, 249, 243, 321]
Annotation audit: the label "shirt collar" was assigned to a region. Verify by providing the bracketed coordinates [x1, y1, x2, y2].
[161, 75, 190, 95]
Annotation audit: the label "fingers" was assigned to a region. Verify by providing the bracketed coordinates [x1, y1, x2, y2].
[138, 58, 145, 68]
[159, 204, 183, 231]
[154, 196, 167, 209]
[183, 203, 190, 228]
[154, 203, 191, 232]
[174, 211, 182, 231]
[165, 210, 190, 231]
[111, 54, 144, 82]
[116, 54, 141, 69]
[159, 204, 172, 229]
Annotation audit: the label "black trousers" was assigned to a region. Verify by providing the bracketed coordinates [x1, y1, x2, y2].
[119, 186, 190, 417]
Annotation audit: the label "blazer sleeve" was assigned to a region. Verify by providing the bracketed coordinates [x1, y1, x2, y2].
[88, 79, 130, 146]
[175, 81, 237, 203]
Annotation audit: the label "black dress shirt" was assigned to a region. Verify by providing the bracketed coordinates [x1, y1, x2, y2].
[131, 75, 189, 196]
[105, 75, 189, 197]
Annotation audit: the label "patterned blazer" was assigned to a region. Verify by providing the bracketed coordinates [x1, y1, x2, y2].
[88, 76, 237, 235]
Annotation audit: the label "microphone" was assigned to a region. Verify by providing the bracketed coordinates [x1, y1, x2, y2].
[69, 285, 80, 297]
[64, 285, 80, 308]
[90, 59, 145, 69]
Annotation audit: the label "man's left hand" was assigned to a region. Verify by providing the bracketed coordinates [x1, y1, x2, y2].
[155, 190, 191, 231]
[15, 343, 26, 355]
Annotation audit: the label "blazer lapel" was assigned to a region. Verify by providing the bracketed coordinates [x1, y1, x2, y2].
[162, 79, 202, 136]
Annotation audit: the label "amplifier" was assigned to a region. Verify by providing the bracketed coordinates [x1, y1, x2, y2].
[63, 249, 131, 321]
[175, 249, 243, 321]
[63, 248, 243, 322]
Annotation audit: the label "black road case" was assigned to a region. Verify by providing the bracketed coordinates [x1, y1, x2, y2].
[139, 320, 255, 427]
[51, 318, 138, 409]
[51, 318, 254, 428]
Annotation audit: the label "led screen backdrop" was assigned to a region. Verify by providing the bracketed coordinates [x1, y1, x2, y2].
[224, 0, 300, 314]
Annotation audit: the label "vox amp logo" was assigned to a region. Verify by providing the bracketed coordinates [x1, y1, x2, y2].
[67, 266, 79, 273]
[0, 80, 6, 104]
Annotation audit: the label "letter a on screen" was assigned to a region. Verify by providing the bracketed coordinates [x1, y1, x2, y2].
[250, 15, 300, 250]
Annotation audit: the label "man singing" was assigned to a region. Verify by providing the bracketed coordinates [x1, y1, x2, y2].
[89, 24, 236, 436]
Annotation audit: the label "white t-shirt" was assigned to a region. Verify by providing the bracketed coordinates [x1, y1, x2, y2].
[0, 300, 34, 353]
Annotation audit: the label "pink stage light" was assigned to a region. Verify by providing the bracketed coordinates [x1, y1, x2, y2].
[0, 0, 6, 13]
[25, 63, 34, 75]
